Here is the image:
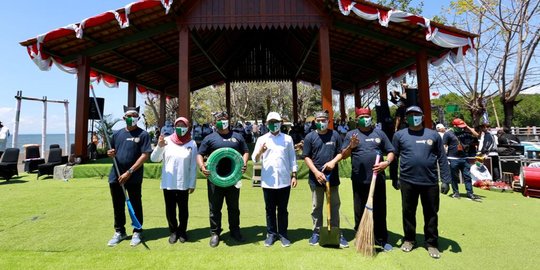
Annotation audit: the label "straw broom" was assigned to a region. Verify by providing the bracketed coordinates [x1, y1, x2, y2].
[355, 154, 381, 256]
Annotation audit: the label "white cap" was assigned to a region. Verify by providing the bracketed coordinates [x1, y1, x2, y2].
[436, 123, 445, 130]
[266, 112, 282, 122]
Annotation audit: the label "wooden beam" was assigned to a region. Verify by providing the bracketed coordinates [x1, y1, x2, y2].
[319, 25, 334, 129]
[128, 81, 136, 107]
[295, 33, 319, 78]
[159, 93, 166, 127]
[416, 50, 432, 128]
[191, 31, 227, 80]
[61, 22, 177, 63]
[339, 91, 346, 122]
[379, 75, 388, 102]
[178, 26, 190, 120]
[75, 56, 90, 160]
[226, 82, 231, 118]
[354, 85, 361, 109]
[333, 21, 441, 57]
[292, 80, 299, 124]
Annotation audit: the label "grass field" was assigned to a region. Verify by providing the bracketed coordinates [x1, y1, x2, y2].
[1, 172, 539, 270]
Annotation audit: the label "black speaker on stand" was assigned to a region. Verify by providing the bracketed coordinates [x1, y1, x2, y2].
[89, 97, 105, 120]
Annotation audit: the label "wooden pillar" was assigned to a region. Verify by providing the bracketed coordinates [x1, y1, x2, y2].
[75, 56, 90, 160]
[159, 92, 166, 128]
[319, 25, 333, 129]
[178, 26, 190, 120]
[354, 86, 361, 109]
[339, 91, 346, 122]
[379, 76, 388, 102]
[416, 50, 432, 128]
[127, 81, 136, 107]
[226, 81, 231, 118]
[292, 79, 299, 124]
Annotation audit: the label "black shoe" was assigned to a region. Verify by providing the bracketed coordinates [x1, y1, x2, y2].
[209, 234, 220, 247]
[178, 233, 188, 243]
[231, 231, 245, 243]
[168, 232, 178, 244]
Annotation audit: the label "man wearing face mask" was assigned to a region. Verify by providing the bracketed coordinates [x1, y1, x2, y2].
[197, 111, 250, 248]
[107, 106, 152, 247]
[151, 117, 197, 244]
[252, 112, 298, 247]
[443, 118, 480, 201]
[302, 110, 348, 248]
[392, 106, 451, 259]
[341, 107, 395, 251]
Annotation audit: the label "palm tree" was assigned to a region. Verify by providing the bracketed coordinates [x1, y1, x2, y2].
[93, 114, 121, 150]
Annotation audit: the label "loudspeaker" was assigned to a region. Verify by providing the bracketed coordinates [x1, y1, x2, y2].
[405, 88, 418, 107]
[89, 97, 105, 120]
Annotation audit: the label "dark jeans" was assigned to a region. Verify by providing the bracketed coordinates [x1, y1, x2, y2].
[109, 182, 143, 233]
[400, 180, 439, 248]
[352, 174, 388, 243]
[263, 186, 291, 238]
[449, 158, 474, 195]
[163, 189, 189, 235]
[207, 180, 240, 235]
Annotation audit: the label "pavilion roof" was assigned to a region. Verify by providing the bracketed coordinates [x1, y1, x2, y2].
[20, 0, 476, 97]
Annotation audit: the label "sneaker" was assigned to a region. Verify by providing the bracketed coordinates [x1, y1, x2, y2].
[451, 193, 460, 199]
[376, 240, 393, 252]
[209, 233, 220, 248]
[264, 234, 277, 247]
[107, 232, 127, 247]
[168, 232, 178, 244]
[280, 236, 291, 247]
[401, 241, 415, 252]
[467, 193, 481, 201]
[339, 235, 349, 248]
[177, 233, 188, 243]
[130, 232, 142, 246]
[427, 246, 441, 259]
[309, 232, 320, 246]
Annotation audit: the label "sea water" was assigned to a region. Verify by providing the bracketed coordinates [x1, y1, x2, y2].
[9, 134, 75, 151]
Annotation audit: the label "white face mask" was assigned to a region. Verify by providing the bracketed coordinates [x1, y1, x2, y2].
[176, 127, 189, 136]
[316, 121, 328, 131]
[125, 116, 138, 127]
[216, 120, 229, 130]
[268, 122, 281, 133]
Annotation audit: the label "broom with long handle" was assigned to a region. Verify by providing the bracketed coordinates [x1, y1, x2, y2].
[355, 153, 381, 256]
[90, 87, 142, 230]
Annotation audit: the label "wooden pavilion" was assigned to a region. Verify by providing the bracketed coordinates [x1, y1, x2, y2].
[20, 0, 476, 159]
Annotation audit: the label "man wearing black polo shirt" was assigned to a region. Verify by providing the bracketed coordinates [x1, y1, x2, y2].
[341, 107, 395, 251]
[107, 106, 152, 247]
[392, 106, 451, 259]
[302, 110, 348, 248]
[197, 111, 250, 248]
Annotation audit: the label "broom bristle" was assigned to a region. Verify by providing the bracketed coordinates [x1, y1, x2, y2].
[355, 202, 375, 256]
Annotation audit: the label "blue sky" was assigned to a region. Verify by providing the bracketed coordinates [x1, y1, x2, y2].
[0, 0, 448, 134]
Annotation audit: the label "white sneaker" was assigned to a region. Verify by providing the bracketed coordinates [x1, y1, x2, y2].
[107, 232, 127, 247]
[130, 232, 142, 246]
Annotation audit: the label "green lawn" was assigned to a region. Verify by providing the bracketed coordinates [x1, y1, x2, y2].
[1, 172, 539, 269]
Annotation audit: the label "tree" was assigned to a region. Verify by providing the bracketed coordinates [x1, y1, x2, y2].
[93, 114, 121, 149]
[439, 0, 540, 128]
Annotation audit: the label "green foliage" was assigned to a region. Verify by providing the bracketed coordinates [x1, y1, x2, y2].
[376, 0, 423, 14]
[93, 114, 121, 146]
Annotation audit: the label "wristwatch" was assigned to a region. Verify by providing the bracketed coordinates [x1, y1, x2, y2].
[128, 168, 134, 174]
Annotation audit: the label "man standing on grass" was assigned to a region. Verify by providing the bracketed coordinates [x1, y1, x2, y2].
[197, 111, 250, 248]
[107, 106, 152, 247]
[392, 106, 451, 259]
[302, 110, 348, 248]
[252, 112, 297, 247]
[0, 121, 10, 155]
[341, 107, 395, 252]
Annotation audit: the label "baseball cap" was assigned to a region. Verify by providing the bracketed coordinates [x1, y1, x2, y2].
[405, 106, 423, 114]
[436, 123, 445, 130]
[452, 118, 467, 128]
[266, 112, 282, 122]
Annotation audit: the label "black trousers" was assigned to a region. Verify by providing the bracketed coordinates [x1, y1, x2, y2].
[400, 180, 439, 248]
[263, 186, 291, 238]
[109, 182, 143, 233]
[163, 189, 189, 235]
[207, 180, 240, 235]
[352, 174, 388, 243]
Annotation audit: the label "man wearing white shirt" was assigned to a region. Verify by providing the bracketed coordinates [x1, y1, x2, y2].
[0, 121, 10, 153]
[252, 112, 297, 247]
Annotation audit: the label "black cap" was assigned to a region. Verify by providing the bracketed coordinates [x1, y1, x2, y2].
[405, 106, 423, 114]
[123, 106, 140, 114]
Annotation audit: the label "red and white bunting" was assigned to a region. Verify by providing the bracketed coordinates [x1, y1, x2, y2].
[25, 0, 174, 90]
